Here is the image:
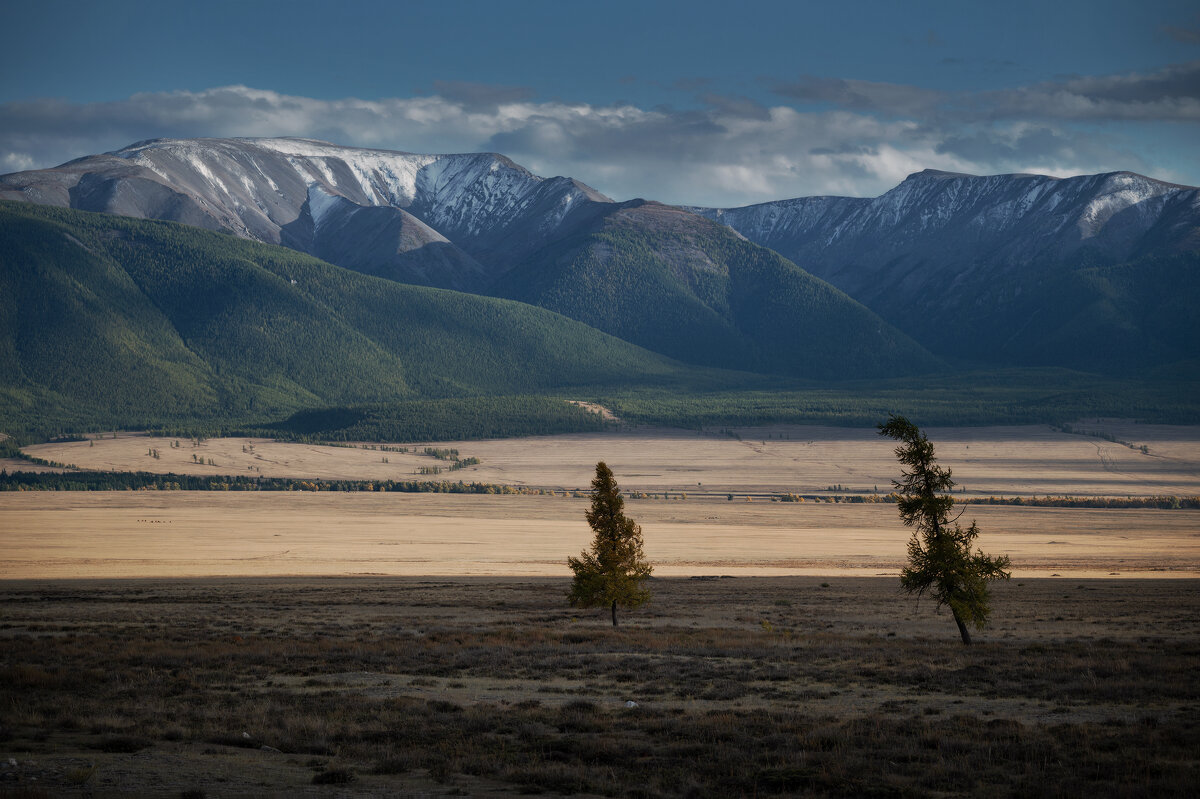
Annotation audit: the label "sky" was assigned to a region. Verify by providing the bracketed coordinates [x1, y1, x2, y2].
[2, 0, 1198, 207]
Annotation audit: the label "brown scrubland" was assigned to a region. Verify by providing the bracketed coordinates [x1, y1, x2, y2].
[2, 576, 1198, 796]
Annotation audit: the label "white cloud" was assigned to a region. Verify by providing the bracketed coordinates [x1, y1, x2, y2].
[769, 61, 1200, 123]
[1, 152, 34, 172]
[0, 78, 1186, 207]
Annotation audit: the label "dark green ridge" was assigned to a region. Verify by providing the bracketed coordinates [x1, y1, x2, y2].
[494, 201, 942, 379]
[0, 200, 735, 437]
[2, 200, 1197, 442]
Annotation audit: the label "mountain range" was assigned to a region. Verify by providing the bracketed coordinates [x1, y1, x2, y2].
[0, 137, 938, 379]
[1, 137, 1198, 436]
[688, 169, 1200, 371]
[0, 199, 713, 435]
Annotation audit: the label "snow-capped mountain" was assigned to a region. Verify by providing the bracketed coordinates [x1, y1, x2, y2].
[3, 141, 1197, 373]
[0, 138, 942, 379]
[0, 137, 610, 290]
[688, 169, 1200, 367]
[688, 169, 1200, 305]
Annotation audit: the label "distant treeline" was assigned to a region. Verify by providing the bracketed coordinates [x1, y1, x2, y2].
[602, 368, 1200, 429]
[0, 470, 535, 495]
[3, 470, 1197, 508]
[143, 395, 614, 444]
[960, 495, 1200, 509]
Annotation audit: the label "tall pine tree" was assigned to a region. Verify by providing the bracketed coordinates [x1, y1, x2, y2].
[879, 415, 1011, 644]
[568, 462, 652, 626]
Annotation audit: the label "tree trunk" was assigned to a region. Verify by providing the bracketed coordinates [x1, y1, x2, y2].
[952, 609, 971, 645]
[611, 599, 618, 627]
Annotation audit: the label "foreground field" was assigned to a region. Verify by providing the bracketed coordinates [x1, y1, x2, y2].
[1, 576, 1197, 796]
[20, 422, 1200, 496]
[3, 492, 1198, 580]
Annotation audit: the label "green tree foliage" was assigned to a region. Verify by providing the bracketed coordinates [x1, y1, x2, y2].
[878, 415, 1010, 645]
[600, 367, 1200, 430]
[266, 396, 612, 442]
[4, 200, 1198, 440]
[568, 462, 652, 626]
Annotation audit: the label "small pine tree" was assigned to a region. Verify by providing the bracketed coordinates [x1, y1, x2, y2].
[879, 415, 1011, 645]
[568, 462, 652, 626]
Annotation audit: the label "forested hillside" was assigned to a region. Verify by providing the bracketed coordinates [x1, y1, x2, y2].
[0, 201, 705, 435]
[495, 201, 941, 378]
[3, 200, 1196, 442]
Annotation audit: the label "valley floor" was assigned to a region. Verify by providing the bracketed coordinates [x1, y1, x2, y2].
[2, 492, 1198, 580]
[4, 423, 1198, 794]
[19, 421, 1200, 497]
[1, 576, 1197, 796]
[7, 421, 1198, 581]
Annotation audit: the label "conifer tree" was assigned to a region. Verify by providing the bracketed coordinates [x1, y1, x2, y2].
[568, 462, 652, 626]
[879, 415, 1010, 644]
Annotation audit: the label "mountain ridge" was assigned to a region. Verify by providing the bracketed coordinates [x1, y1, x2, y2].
[0, 199, 717, 434]
[1, 137, 941, 380]
[0, 137, 613, 291]
[687, 168, 1200, 371]
[4, 141, 1197, 376]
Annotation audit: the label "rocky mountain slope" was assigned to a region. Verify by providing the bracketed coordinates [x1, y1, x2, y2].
[1, 138, 936, 379]
[0, 137, 609, 291]
[688, 170, 1200, 369]
[4, 142, 1197, 375]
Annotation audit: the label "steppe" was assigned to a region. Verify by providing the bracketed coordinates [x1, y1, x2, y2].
[6, 421, 1199, 580]
[3, 421, 1199, 796]
[20, 421, 1200, 496]
[2, 576, 1198, 796]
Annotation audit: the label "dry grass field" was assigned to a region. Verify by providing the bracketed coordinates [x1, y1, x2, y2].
[20, 421, 1200, 496]
[2, 492, 1198, 581]
[3, 423, 1198, 795]
[1, 576, 1198, 796]
[5, 422, 1199, 581]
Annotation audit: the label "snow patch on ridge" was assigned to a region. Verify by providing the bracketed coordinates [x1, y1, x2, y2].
[306, 184, 343, 231]
[701, 169, 1187, 252]
[252, 137, 439, 208]
[105, 138, 600, 245]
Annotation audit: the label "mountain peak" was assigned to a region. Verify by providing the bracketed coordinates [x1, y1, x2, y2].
[902, 168, 977, 182]
[0, 136, 617, 292]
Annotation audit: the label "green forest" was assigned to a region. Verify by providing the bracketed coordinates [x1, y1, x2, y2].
[494, 202, 941, 378]
[2, 200, 1198, 445]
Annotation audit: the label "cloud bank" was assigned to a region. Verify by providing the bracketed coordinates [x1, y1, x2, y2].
[2, 61, 1195, 207]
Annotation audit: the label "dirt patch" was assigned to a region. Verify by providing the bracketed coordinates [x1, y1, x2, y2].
[567, 400, 621, 422]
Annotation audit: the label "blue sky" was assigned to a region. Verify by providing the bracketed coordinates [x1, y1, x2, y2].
[2, 0, 1198, 205]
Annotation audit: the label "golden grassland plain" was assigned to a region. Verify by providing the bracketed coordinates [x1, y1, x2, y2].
[3, 492, 1199, 580]
[1, 576, 1198, 796]
[5, 421, 1199, 580]
[3, 422, 1199, 795]
[19, 421, 1200, 496]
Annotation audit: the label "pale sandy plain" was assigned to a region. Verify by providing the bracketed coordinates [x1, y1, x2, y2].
[4, 421, 1199, 580]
